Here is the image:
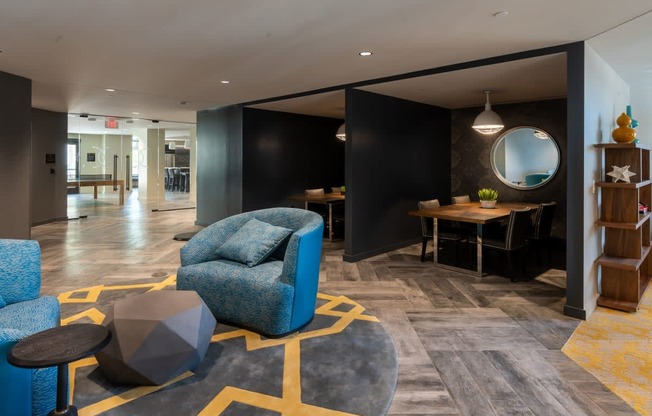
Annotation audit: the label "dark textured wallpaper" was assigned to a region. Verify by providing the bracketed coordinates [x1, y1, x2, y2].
[451, 98, 567, 238]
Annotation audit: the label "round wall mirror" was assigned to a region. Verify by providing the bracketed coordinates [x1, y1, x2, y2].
[490, 126, 560, 190]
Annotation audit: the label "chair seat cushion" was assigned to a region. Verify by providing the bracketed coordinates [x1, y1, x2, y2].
[177, 259, 294, 334]
[215, 219, 293, 267]
[482, 237, 508, 249]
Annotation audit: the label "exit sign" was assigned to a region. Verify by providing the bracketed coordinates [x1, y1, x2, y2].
[105, 118, 119, 129]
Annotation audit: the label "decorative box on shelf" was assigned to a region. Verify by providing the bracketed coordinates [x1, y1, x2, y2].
[595, 143, 652, 312]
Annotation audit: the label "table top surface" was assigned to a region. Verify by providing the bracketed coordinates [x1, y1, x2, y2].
[8, 324, 111, 369]
[66, 179, 124, 185]
[409, 202, 537, 224]
[288, 193, 346, 203]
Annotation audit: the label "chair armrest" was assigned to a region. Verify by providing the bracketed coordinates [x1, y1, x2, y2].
[280, 219, 324, 284]
[0, 239, 41, 305]
[0, 334, 33, 416]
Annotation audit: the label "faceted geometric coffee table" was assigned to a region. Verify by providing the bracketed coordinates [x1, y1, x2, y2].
[95, 290, 216, 385]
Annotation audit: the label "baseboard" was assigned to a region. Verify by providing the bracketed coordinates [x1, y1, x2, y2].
[343, 238, 421, 263]
[563, 303, 587, 320]
[31, 216, 70, 227]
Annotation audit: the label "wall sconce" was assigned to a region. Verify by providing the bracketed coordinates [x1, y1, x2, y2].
[336, 123, 346, 141]
[472, 90, 504, 135]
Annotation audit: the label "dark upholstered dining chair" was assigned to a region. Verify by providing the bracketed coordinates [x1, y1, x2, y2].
[305, 188, 325, 196]
[527, 202, 557, 265]
[482, 207, 532, 281]
[418, 199, 466, 262]
[452, 195, 471, 204]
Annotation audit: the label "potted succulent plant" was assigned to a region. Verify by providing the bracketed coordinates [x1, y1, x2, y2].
[478, 188, 498, 209]
[340, 186, 346, 195]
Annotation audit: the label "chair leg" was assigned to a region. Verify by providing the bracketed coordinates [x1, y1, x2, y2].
[421, 237, 428, 262]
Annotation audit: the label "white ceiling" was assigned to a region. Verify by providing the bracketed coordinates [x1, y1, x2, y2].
[0, 1, 650, 123]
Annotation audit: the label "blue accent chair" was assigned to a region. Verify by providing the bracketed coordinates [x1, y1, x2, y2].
[0, 239, 60, 416]
[524, 173, 550, 186]
[177, 208, 324, 337]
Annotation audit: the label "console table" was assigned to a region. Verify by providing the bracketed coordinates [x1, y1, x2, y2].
[67, 179, 125, 205]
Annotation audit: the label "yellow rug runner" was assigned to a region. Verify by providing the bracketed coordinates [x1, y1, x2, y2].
[562, 287, 652, 416]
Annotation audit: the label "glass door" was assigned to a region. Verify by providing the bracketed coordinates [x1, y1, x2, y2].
[67, 114, 196, 216]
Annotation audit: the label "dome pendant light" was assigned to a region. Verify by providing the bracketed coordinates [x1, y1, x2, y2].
[336, 123, 346, 141]
[472, 90, 504, 135]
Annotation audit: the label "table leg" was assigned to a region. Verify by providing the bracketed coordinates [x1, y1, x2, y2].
[432, 218, 438, 263]
[52, 363, 77, 415]
[328, 203, 333, 243]
[93, 185, 98, 199]
[476, 224, 483, 276]
[119, 183, 124, 205]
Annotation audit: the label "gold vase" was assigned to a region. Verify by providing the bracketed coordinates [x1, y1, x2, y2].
[612, 112, 637, 143]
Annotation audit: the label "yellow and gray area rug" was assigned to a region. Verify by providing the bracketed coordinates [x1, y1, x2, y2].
[58, 276, 398, 416]
[562, 287, 652, 416]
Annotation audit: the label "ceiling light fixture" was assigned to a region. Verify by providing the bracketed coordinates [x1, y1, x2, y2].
[132, 112, 139, 115]
[220, 80, 230, 84]
[336, 123, 346, 141]
[472, 90, 504, 135]
[533, 130, 550, 139]
[105, 88, 116, 92]
[493, 11, 509, 18]
[359, 51, 372, 57]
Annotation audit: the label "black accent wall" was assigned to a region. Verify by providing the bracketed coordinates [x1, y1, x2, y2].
[0, 71, 32, 239]
[196, 106, 243, 226]
[242, 108, 344, 212]
[344, 89, 452, 261]
[451, 98, 567, 238]
[31, 109, 68, 225]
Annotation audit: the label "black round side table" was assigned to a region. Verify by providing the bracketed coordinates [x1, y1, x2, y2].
[8, 323, 111, 416]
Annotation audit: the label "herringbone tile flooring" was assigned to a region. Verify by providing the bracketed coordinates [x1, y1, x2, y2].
[31, 192, 638, 415]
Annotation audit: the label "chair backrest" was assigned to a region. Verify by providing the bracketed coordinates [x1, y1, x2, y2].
[532, 202, 557, 239]
[452, 195, 470, 204]
[305, 188, 324, 196]
[0, 239, 41, 305]
[417, 199, 440, 237]
[505, 208, 532, 250]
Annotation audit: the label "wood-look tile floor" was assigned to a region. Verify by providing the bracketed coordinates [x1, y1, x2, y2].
[31, 192, 638, 416]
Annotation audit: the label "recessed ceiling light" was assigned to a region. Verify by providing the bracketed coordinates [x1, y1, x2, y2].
[220, 80, 230, 84]
[359, 51, 373, 57]
[105, 88, 116, 92]
[493, 11, 509, 18]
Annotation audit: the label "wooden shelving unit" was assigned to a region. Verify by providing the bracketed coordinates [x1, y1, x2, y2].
[595, 143, 652, 312]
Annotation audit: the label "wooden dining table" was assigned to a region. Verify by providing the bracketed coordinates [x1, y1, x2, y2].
[288, 193, 345, 242]
[409, 201, 537, 275]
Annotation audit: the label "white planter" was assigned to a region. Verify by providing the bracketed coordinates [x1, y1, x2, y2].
[480, 200, 496, 209]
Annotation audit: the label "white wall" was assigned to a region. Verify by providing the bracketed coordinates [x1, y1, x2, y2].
[630, 85, 652, 147]
[583, 44, 630, 317]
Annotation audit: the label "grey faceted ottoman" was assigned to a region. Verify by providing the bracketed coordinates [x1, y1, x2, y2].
[95, 290, 216, 385]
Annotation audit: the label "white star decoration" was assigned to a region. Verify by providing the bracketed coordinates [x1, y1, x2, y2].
[607, 165, 636, 183]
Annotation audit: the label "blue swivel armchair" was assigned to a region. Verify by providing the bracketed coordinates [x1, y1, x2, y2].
[0, 239, 60, 416]
[177, 208, 324, 337]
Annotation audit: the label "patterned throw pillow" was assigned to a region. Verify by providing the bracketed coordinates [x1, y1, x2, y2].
[215, 218, 293, 267]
